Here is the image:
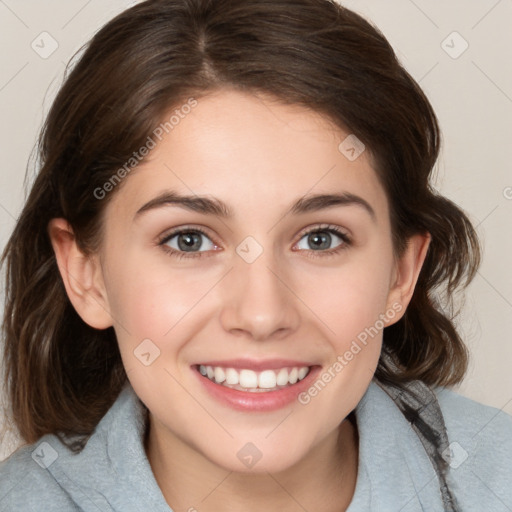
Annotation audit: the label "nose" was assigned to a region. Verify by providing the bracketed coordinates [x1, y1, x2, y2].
[219, 247, 301, 341]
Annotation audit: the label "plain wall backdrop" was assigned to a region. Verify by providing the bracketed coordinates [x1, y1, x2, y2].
[0, 0, 511, 461]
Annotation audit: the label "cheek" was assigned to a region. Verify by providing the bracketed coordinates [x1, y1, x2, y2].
[292, 256, 392, 435]
[103, 251, 220, 371]
[297, 250, 393, 346]
[106, 241, 215, 323]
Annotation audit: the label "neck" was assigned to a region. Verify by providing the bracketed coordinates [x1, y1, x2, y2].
[144, 412, 359, 512]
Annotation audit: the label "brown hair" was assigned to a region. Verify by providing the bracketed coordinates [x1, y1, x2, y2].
[1, 0, 480, 450]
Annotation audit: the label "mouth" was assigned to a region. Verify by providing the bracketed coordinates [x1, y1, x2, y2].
[192, 360, 321, 411]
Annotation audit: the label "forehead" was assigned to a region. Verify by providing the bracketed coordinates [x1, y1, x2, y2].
[105, 89, 388, 223]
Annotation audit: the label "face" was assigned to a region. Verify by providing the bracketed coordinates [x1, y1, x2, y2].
[57, 88, 421, 473]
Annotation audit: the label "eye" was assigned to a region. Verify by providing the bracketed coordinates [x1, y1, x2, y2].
[157, 224, 351, 261]
[295, 225, 351, 254]
[158, 227, 219, 259]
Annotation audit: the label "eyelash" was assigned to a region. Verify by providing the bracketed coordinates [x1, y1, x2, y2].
[157, 224, 352, 261]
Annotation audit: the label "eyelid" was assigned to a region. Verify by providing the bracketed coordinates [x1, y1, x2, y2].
[157, 224, 219, 246]
[294, 223, 351, 241]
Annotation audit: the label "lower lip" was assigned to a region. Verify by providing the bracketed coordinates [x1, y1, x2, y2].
[193, 366, 321, 412]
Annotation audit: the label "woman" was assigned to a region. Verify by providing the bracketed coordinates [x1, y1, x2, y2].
[1, 0, 511, 510]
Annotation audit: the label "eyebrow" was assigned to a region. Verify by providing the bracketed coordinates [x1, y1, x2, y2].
[134, 190, 376, 222]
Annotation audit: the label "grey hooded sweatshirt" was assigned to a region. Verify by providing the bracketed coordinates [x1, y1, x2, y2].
[0, 379, 511, 511]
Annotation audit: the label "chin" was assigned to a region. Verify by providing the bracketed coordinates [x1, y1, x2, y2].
[195, 433, 318, 475]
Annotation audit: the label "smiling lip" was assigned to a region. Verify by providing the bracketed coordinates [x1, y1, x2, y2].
[192, 359, 321, 412]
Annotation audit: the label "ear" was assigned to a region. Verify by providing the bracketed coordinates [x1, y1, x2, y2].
[47, 218, 113, 329]
[385, 232, 431, 325]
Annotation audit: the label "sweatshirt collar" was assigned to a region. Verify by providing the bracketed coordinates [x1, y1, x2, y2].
[45, 379, 444, 511]
[347, 379, 444, 511]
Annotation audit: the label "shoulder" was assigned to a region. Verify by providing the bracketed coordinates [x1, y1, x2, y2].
[434, 386, 512, 509]
[0, 384, 144, 511]
[0, 438, 79, 511]
[434, 385, 512, 447]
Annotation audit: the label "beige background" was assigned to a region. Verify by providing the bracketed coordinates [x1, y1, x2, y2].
[0, 0, 511, 461]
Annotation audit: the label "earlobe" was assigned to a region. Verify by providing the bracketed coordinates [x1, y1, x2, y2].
[47, 218, 113, 329]
[386, 232, 431, 322]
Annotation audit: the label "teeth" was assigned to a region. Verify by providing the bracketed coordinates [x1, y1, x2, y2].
[239, 369, 258, 388]
[276, 368, 289, 386]
[258, 370, 277, 389]
[225, 368, 239, 385]
[214, 367, 226, 384]
[198, 365, 311, 390]
[298, 367, 308, 380]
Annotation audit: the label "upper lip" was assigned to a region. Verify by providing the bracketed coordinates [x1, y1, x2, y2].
[194, 359, 316, 371]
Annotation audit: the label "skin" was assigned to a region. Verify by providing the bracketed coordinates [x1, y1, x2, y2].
[48, 88, 430, 512]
